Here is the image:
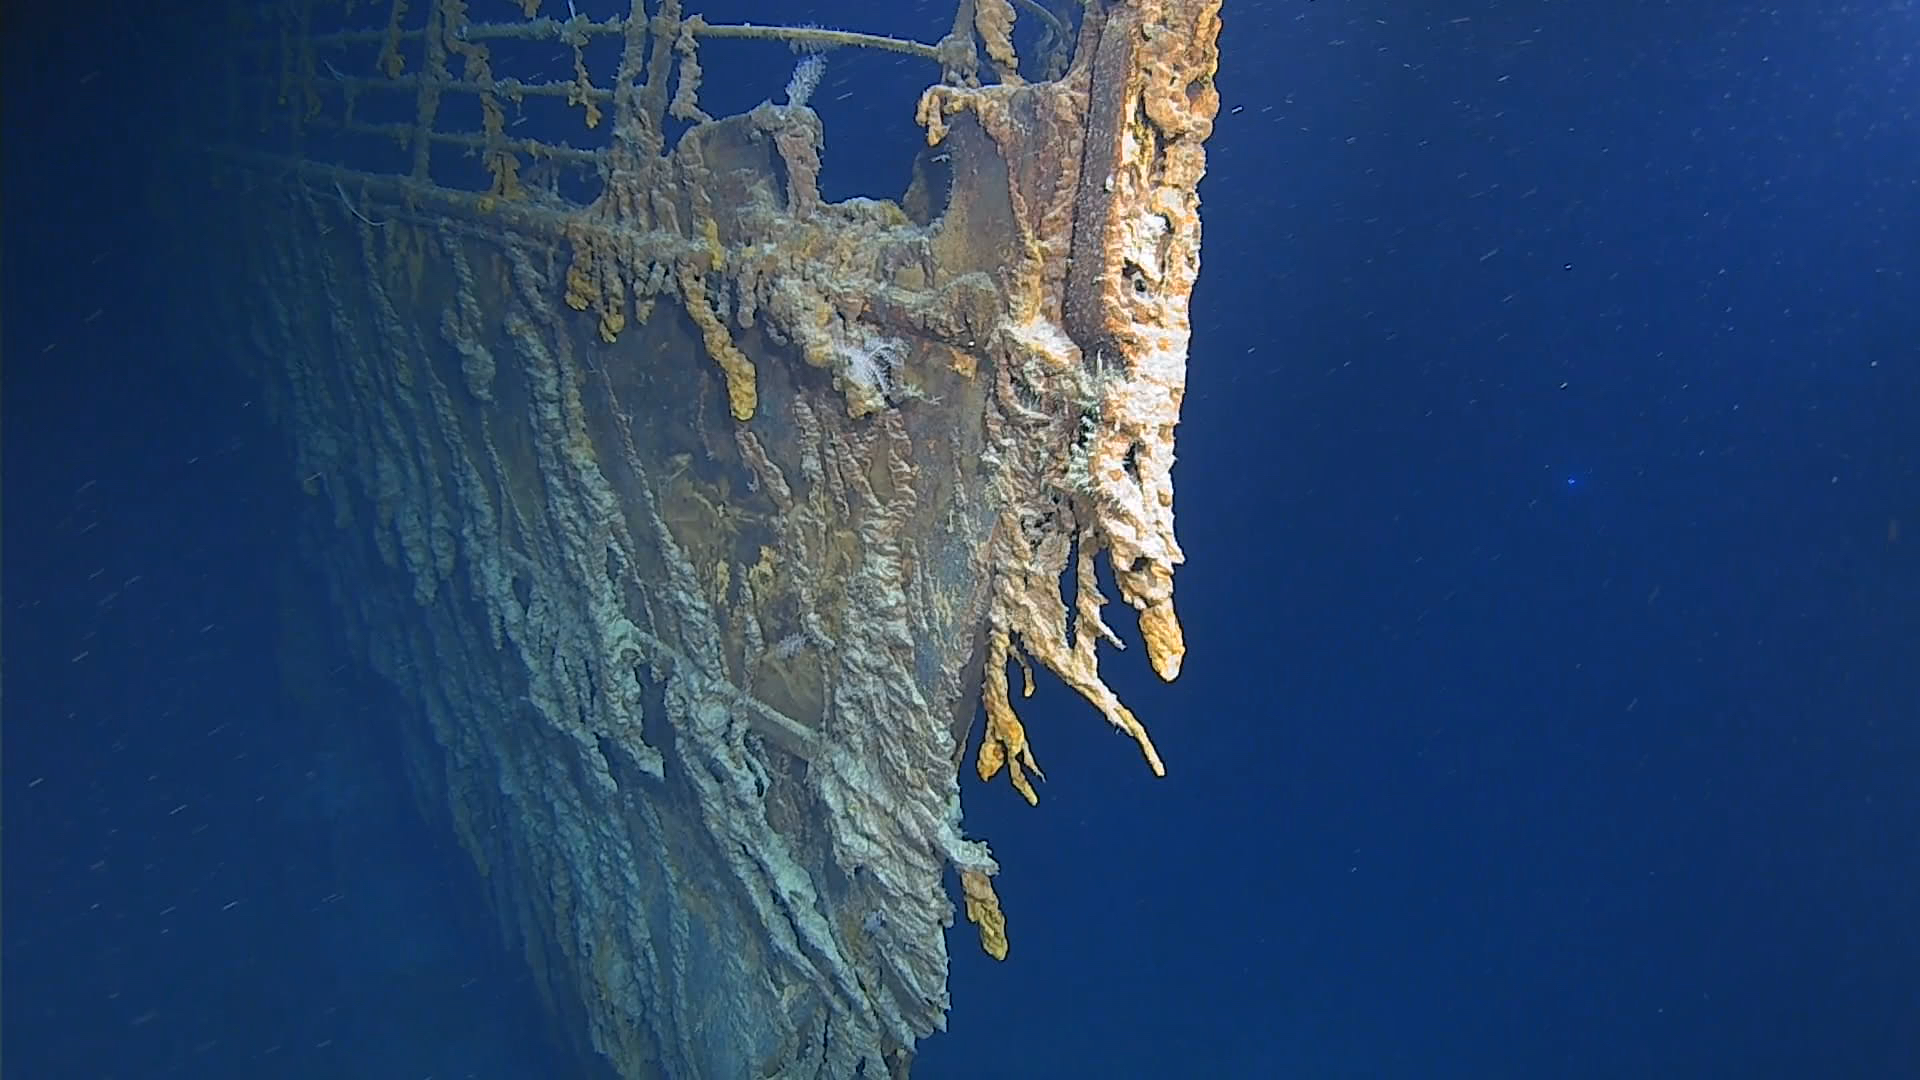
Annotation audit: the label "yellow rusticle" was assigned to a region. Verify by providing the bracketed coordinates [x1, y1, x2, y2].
[569, 44, 603, 129]
[675, 264, 757, 422]
[564, 263, 597, 313]
[977, 626, 1044, 806]
[960, 869, 1009, 961]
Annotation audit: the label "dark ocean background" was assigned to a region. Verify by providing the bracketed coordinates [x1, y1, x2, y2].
[6, 1, 1917, 1077]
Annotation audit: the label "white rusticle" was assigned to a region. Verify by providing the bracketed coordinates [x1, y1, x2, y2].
[784, 54, 826, 108]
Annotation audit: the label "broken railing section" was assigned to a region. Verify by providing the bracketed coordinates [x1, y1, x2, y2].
[551, 0, 1066, 424]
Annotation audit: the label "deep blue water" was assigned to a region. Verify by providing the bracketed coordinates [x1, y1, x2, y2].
[7, 1, 1917, 1077]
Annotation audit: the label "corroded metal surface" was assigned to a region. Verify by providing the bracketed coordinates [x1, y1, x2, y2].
[194, 0, 1219, 1074]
